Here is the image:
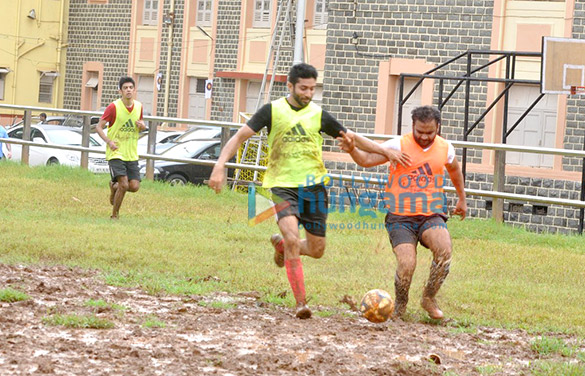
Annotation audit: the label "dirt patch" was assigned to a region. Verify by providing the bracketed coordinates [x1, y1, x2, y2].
[0, 263, 580, 375]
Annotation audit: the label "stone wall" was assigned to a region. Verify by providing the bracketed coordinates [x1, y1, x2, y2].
[63, 0, 133, 109]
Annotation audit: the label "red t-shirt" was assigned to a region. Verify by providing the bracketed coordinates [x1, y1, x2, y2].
[101, 101, 144, 127]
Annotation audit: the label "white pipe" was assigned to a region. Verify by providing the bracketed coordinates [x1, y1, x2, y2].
[293, 0, 306, 65]
[163, 0, 175, 118]
[55, 0, 65, 108]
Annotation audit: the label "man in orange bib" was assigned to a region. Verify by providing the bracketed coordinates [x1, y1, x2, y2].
[338, 106, 466, 320]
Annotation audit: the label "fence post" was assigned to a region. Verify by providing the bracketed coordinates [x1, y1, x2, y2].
[21, 110, 32, 166]
[492, 149, 506, 222]
[145, 121, 158, 180]
[80, 115, 90, 169]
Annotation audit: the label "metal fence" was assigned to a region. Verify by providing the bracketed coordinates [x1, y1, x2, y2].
[2, 103, 585, 232]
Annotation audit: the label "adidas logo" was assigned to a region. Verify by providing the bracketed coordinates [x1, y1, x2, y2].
[120, 119, 135, 132]
[411, 162, 433, 177]
[283, 123, 310, 142]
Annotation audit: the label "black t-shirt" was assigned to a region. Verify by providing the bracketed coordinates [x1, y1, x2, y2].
[247, 101, 347, 138]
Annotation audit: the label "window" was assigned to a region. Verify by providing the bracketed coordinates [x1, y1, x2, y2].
[246, 82, 263, 113]
[312, 85, 323, 106]
[506, 85, 557, 168]
[0, 68, 7, 101]
[136, 75, 154, 116]
[394, 78, 422, 135]
[196, 0, 213, 27]
[199, 144, 220, 160]
[188, 77, 207, 119]
[143, 0, 158, 26]
[253, 0, 271, 28]
[39, 74, 56, 103]
[313, 0, 328, 30]
[8, 128, 23, 139]
[85, 72, 99, 111]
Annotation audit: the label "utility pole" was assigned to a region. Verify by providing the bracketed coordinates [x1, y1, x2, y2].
[293, 0, 306, 65]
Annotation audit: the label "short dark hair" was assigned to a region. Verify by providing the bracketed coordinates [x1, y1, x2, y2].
[411, 106, 441, 125]
[39, 112, 47, 119]
[288, 63, 318, 85]
[118, 76, 135, 90]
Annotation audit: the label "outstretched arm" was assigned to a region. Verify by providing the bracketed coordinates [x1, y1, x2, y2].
[208, 125, 256, 193]
[445, 157, 467, 219]
[337, 131, 411, 168]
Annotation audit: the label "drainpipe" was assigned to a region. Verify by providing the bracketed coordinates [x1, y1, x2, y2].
[54, 0, 66, 108]
[293, 0, 306, 65]
[162, 0, 175, 120]
[11, 1, 22, 106]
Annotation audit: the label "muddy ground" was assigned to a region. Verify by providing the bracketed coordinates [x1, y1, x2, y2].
[0, 263, 582, 375]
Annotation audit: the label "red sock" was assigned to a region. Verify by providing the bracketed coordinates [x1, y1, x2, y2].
[285, 258, 306, 305]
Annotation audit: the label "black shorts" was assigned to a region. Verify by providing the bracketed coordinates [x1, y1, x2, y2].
[108, 159, 141, 183]
[271, 184, 328, 237]
[384, 212, 448, 248]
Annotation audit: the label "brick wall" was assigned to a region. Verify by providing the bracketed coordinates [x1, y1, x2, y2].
[63, 0, 133, 109]
[210, 0, 242, 122]
[155, 1, 184, 120]
[564, 0, 585, 172]
[321, 0, 585, 234]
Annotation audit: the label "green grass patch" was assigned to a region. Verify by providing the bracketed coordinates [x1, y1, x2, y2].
[1, 163, 585, 335]
[84, 299, 127, 311]
[141, 316, 166, 328]
[531, 336, 577, 357]
[209, 301, 237, 309]
[530, 361, 585, 376]
[313, 309, 336, 318]
[0, 287, 29, 302]
[475, 365, 503, 375]
[43, 313, 115, 329]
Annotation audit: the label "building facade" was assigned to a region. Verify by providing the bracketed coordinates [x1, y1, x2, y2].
[1, 0, 584, 233]
[0, 0, 68, 124]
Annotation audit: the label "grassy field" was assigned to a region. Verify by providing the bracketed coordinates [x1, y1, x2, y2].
[1, 161, 584, 335]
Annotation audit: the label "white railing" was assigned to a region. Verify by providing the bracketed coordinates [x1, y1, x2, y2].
[2, 104, 585, 229]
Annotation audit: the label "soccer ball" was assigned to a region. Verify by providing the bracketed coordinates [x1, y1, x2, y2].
[359, 289, 394, 323]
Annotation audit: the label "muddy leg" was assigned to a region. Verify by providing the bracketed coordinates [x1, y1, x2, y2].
[392, 243, 417, 319]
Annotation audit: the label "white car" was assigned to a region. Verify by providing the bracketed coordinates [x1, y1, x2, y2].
[7, 124, 109, 173]
[136, 130, 184, 155]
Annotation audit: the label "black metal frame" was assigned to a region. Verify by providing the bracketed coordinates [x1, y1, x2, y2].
[396, 50, 585, 234]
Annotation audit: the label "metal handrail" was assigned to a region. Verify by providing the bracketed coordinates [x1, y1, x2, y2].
[2, 104, 585, 227]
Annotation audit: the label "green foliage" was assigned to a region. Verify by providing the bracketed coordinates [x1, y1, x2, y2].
[141, 316, 166, 328]
[0, 287, 29, 302]
[84, 299, 127, 311]
[530, 361, 585, 376]
[475, 365, 502, 375]
[42, 314, 115, 329]
[209, 301, 237, 309]
[531, 336, 576, 357]
[1, 164, 585, 334]
[314, 310, 336, 318]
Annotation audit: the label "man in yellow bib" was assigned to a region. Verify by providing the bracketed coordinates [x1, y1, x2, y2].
[95, 77, 146, 220]
[209, 63, 408, 319]
[338, 106, 466, 320]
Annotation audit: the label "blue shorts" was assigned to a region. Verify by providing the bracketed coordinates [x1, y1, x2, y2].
[385, 212, 448, 248]
[271, 184, 328, 237]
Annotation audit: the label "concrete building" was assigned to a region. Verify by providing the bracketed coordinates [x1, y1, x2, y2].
[0, 0, 68, 125]
[1, 0, 584, 233]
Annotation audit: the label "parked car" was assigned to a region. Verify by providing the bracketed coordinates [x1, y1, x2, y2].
[136, 130, 184, 155]
[139, 139, 234, 186]
[7, 115, 100, 130]
[7, 124, 109, 173]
